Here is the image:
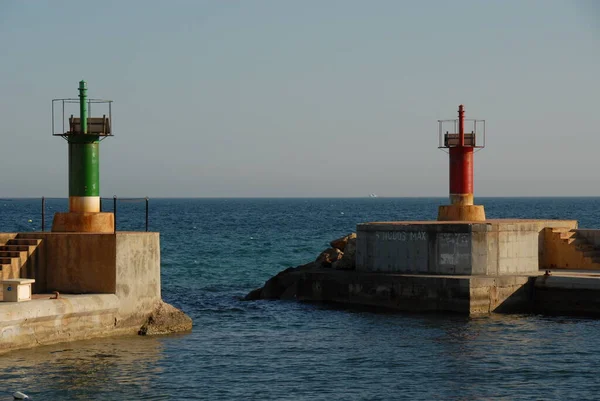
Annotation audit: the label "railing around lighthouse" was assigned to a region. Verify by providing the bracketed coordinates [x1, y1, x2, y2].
[437, 118, 486, 151]
[40, 196, 150, 232]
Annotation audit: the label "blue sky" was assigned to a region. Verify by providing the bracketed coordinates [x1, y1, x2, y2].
[0, 0, 598, 197]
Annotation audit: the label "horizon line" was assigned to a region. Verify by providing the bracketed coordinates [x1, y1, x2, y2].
[3, 195, 600, 200]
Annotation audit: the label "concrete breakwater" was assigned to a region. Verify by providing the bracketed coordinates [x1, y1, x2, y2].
[246, 221, 600, 317]
[0, 232, 192, 355]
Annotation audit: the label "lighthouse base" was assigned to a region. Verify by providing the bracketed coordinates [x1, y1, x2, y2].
[52, 212, 114, 233]
[437, 205, 486, 222]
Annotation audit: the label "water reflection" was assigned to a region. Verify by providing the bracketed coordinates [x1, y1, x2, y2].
[0, 336, 166, 400]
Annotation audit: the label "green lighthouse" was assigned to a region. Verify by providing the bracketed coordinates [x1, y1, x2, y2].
[51, 81, 114, 232]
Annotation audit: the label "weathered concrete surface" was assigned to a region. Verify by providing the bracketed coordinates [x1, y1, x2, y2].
[437, 204, 486, 222]
[51, 212, 114, 233]
[357, 219, 577, 275]
[115, 232, 161, 323]
[16, 232, 161, 297]
[533, 270, 600, 316]
[246, 266, 532, 316]
[0, 294, 121, 354]
[0, 295, 191, 354]
[18, 232, 116, 294]
[248, 266, 600, 318]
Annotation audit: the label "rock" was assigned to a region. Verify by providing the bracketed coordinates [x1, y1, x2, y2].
[244, 262, 316, 301]
[262, 266, 300, 298]
[243, 234, 359, 301]
[138, 302, 193, 336]
[280, 282, 298, 300]
[332, 236, 356, 270]
[315, 248, 343, 268]
[330, 233, 356, 252]
[245, 287, 263, 300]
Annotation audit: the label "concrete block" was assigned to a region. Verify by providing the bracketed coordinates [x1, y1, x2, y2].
[2, 279, 35, 302]
[357, 219, 575, 276]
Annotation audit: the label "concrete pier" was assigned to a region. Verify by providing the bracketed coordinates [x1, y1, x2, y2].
[0, 231, 192, 355]
[247, 219, 600, 318]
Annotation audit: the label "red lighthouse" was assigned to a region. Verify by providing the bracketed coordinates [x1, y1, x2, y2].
[437, 105, 486, 221]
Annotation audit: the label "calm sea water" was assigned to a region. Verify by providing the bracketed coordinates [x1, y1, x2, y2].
[2, 197, 600, 400]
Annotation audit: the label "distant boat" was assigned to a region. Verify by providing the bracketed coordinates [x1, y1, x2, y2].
[369, 193, 378, 198]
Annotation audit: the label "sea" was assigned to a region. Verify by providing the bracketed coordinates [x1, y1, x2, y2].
[1, 197, 600, 401]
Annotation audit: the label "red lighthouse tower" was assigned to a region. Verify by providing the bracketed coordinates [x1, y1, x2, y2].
[437, 105, 486, 221]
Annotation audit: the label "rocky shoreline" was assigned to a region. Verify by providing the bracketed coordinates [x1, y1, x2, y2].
[245, 233, 357, 300]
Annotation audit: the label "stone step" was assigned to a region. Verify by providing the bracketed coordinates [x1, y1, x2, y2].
[8, 238, 42, 246]
[0, 245, 36, 255]
[559, 231, 577, 240]
[0, 251, 27, 259]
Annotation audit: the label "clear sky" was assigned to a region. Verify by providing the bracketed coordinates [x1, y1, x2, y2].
[0, 0, 598, 197]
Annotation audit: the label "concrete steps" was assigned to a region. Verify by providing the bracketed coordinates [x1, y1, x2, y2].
[547, 228, 600, 270]
[0, 237, 43, 283]
[0, 244, 37, 255]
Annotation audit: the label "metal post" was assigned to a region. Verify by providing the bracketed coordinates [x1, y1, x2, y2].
[41, 197, 45, 232]
[145, 197, 149, 232]
[458, 104, 465, 147]
[79, 81, 88, 134]
[113, 195, 117, 233]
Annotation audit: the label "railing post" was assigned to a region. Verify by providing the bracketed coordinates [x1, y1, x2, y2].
[113, 195, 117, 233]
[145, 197, 149, 232]
[41, 197, 45, 232]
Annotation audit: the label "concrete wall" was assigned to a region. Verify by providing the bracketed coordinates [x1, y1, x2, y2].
[0, 294, 130, 354]
[16, 232, 161, 309]
[19, 232, 116, 294]
[533, 274, 600, 316]
[284, 269, 531, 316]
[356, 223, 473, 274]
[115, 232, 161, 319]
[357, 220, 577, 275]
[486, 220, 576, 275]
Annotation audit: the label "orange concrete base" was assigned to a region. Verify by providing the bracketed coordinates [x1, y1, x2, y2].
[449, 193, 474, 206]
[437, 205, 486, 222]
[51, 212, 115, 233]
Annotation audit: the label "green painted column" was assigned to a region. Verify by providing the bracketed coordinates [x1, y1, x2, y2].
[68, 80, 101, 213]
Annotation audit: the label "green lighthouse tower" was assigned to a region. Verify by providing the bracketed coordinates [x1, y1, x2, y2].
[51, 81, 114, 232]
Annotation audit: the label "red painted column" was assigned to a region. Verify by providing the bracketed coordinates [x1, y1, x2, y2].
[448, 105, 474, 206]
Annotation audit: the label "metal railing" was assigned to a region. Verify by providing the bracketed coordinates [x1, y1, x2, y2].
[40, 196, 150, 232]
